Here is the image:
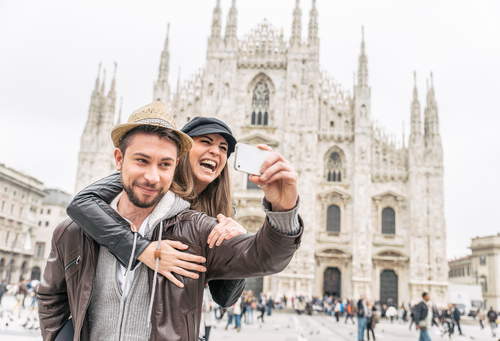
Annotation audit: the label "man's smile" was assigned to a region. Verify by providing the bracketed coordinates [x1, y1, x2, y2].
[137, 185, 159, 195]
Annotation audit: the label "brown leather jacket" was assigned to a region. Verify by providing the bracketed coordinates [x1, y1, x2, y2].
[38, 210, 303, 341]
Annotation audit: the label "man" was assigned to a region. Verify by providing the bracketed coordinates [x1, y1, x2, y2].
[488, 306, 497, 337]
[414, 292, 432, 341]
[357, 294, 368, 341]
[0, 280, 6, 306]
[451, 304, 462, 335]
[38, 102, 303, 341]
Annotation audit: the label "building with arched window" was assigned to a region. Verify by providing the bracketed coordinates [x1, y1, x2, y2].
[449, 234, 500, 310]
[0, 163, 46, 283]
[74, 0, 448, 305]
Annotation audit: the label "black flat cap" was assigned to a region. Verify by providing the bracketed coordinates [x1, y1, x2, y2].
[181, 117, 237, 157]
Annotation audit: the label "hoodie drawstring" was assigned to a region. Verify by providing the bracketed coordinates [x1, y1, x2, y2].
[116, 226, 139, 340]
[147, 220, 163, 326]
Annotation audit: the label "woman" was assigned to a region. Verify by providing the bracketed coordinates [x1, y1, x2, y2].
[67, 116, 249, 307]
[201, 285, 215, 341]
[366, 303, 378, 341]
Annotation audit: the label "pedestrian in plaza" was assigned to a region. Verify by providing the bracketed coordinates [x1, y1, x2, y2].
[11, 281, 27, 316]
[441, 306, 453, 338]
[233, 296, 242, 332]
[430, 306, 439, 327]
[357, 294, 368, 341]
[19, 279, 29, 308]
[386, 304, 397, 323]
[296, 297, 305, 315]
[0, 280, 7, 306]
[398, 305, 405, 324]
[381, 304, 387, 320]
[409, 304, 415, 330]
[488, 306, 498, 337]
[201, 286, 215, 341]
[477, 308, 485, 329]
[414, 292, 433, 341]
[451, 304, 463, 335]
[345, 301, 355, 324]
[366, 303, 378, 341]
[257, 300, 266, 323]
[266, 295, 274, 316]
[245, 291, 256, 323]
[334, 299, 341, 322]
[225, 305, 235, 330]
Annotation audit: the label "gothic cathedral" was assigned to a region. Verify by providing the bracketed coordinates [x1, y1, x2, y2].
[75, 0, 448, 305]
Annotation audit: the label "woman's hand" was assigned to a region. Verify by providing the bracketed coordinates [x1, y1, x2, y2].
[207, 214, 247, 249]
[138, 240, 206, 288]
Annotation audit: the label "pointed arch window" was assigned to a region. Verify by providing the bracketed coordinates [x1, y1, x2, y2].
[327, 205, 341, 232]
[381, 207, 396, 234]
[326, 152, 342, 182]
[251, 81, 270, 126]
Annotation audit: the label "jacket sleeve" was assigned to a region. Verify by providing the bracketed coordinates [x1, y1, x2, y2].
[200, 212, 303, 281]
[208, 279, 246, 308]
[414, 302, 422, 322]
[67, 172, 150, 268]
[37, 223, 71, 341]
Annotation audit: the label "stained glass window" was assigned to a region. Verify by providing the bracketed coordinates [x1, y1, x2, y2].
[251, 81, 269, 126]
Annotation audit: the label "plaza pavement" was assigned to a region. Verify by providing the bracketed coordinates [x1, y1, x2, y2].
[0, 294, 496, 341]
[211, 310, 494, 341]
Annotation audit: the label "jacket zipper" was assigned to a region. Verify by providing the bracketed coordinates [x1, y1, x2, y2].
[76, 235, 95, 341]
[64, 255, 81, 272]
[191, 313, 195, 341]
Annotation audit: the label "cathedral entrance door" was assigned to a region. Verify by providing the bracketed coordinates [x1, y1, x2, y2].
[323, 267, 341, 297]
[380, 270, 398, 306]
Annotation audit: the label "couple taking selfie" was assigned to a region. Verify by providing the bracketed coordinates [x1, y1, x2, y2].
[37, 101, 303, 341]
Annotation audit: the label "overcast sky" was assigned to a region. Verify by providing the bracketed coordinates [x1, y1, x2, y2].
[0, 0, 499, 259]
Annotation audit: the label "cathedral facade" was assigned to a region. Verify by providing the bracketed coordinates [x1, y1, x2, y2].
[75, 0, 448, 305]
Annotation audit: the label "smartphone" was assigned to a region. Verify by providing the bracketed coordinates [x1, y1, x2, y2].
[234, 143, 273, 176]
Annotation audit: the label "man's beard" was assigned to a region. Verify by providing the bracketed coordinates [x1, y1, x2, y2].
[122, 176, 167, 209]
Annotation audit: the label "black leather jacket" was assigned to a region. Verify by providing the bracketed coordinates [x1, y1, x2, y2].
[66, 172, 245, 307]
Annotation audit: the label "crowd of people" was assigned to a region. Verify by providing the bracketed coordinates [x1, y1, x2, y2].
[286, 292, 500, 340]
[198, 288, 280, 340]
[0, 278, 40, 331]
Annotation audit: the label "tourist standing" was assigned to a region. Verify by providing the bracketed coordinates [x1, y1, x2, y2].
[477, 308, 485, 329]
[452, 304, 463, 335]
[234, 296, 242, 332]
[357, 294, 368, 341]
[345, 301, 355, 324]
[0, 280, 6, 306]
[334, 300, 341, 322]
[201, 286, 215, 341]
[266, 296, 274, 316]
[487, 306, 497, 337]
[414, 292, 433, 341]
[366, 303, 378, 341]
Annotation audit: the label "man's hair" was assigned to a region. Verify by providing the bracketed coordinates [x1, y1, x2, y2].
[119, 125, 181, 156]
[422, 292, 428, 298]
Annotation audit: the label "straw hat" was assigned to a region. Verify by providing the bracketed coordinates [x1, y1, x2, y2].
[111, 101, 193, 156]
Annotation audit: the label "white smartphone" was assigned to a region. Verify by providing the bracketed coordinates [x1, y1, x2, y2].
[234, 143, 273, 176]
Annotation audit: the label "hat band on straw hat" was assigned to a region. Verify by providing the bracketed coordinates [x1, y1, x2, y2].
[135, 118, 174, 129]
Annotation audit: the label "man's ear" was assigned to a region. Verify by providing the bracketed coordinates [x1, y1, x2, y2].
[114, 148, 124, 171]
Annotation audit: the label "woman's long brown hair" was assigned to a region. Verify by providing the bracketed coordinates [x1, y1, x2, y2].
[170, 152, 234, 218]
